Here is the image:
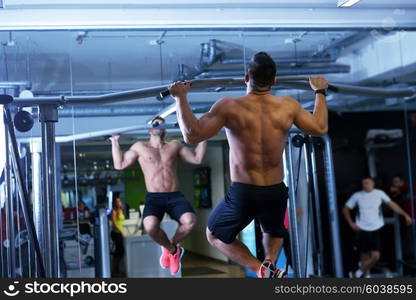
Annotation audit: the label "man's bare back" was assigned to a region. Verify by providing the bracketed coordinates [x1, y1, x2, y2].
[172, 77, 328, 187]
[223, 93, 299, 185]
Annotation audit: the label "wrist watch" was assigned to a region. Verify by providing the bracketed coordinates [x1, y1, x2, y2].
[315, 89, 327, 96]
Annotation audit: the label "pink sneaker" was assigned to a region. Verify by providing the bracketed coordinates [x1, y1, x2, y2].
[169, 246, 184, 275]
[160, 246, 170, 269]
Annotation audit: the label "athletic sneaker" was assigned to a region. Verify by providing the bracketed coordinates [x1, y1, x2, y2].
[257, 259, 287, 278]
[169, 245, 184, 275]
[349, 269, 365, 278]
[160, 246, 170, 269]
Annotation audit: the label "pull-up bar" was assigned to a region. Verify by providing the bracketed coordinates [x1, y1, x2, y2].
[10, 76, 416, 108]
[18, 122, 179, 144]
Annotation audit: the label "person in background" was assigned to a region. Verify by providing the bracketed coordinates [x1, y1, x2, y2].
[343, 177, 413, 278]
[385, 175, 416, 260]
[385, 175, 408, 206]
[111, 195, 125, 277]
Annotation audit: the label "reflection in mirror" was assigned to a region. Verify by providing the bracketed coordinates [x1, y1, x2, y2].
[3, 22, 416, 279]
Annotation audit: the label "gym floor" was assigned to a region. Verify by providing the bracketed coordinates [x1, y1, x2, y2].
[182, 252, 246, 278]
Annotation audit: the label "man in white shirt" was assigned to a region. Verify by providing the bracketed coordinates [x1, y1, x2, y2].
[343, 177, 413, 278]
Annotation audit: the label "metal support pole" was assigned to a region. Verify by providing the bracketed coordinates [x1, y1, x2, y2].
[285, 136, 302, 278]
[322, 135, 343, 277]
[393, 214, 403, 276]
[309, 136, 325, 277]
[30, 142, 43, 277]
[302, 138, 315, 277]
[40, 124, 51, 277]
[94, 208, 111, 278]
[4, 119, 16, 278]
[22, 150, 32, 278]
[55, 144, 62, 277]
[39, 105, 60, 278]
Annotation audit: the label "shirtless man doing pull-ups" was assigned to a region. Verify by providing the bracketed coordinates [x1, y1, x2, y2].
[110, 117, 207, 275]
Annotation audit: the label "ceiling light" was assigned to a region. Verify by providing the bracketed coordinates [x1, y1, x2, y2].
[159, 105, 177, 119]
[337, 0, 361, 7]
[147, 103, 177, 124]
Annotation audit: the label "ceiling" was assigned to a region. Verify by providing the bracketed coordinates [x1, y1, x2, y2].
[0, 30, 358, 93]
[2, 0, 416, 9]
[1, 1, 416, 32]
[2, 29, 415, 105]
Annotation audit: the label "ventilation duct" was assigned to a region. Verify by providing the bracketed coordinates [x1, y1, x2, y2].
[52, 102, 214, 118]
[221, 56, 336, 66]
[175, 39, 223, 81]
[195, 64, 351, 79]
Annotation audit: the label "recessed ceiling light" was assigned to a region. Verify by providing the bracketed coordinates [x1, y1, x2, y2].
[337, 0, 361, 7]
[147, 104, 177, 124]
[159, 105, 177, 119]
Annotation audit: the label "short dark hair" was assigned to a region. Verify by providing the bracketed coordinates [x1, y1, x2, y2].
[247, 52, 276, 90]
[362, 177, 375, 182]
[151, 116, 165, 124]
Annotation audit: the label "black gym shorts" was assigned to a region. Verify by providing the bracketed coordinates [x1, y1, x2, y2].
[142, 192, 195, 222]
[357, 228, 381, 253]
[208, 182, 288, 244]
